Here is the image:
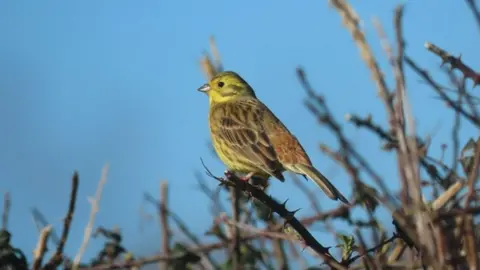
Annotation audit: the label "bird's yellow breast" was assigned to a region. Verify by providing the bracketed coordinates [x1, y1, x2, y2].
[208, 103, 264, 175]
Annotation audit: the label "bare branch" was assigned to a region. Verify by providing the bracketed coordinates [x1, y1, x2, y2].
[44, 171, 79, 269]
[72, 163, 110, 270]
[32, 225, 52, 270]
[425, 42, 480, 87]
[405, 56, 480, 127]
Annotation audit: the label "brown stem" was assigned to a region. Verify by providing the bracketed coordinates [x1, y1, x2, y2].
[32, 225, 52, 270]
[44, 171, 79, 269]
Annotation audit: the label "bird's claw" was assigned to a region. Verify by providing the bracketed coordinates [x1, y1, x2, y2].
[224, 170, 234, 179]
[239, 172, 255, 182]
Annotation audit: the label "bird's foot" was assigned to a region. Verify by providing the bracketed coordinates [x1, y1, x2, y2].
[224, 170, 235, 179]
[239, 172, 255, 182]
[224, 170, 251, 182]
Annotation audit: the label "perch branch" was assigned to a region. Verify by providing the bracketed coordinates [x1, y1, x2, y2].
[201, 161, 346, 269]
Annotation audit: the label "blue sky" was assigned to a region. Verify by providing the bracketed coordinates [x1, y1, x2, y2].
[0, 0, 478, 266]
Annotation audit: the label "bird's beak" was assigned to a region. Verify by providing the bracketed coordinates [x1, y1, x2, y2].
[197, 83, 211, 93]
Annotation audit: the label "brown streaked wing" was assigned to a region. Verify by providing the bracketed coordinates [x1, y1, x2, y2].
[259, 101, 313, 166]
[211, 99, 283, 178]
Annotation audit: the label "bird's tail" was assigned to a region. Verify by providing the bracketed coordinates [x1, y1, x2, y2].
[291, 164, 350, 205]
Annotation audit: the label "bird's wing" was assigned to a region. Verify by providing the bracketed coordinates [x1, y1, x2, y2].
[257, 101, 350, 204]
[211, 98, 284, 179]
[259, 102, 313, 166]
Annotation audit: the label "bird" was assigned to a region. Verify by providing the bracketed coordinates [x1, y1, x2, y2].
[197, 71, 349, 204]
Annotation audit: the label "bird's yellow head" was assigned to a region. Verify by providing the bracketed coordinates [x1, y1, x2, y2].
[197, 71, 256, 104]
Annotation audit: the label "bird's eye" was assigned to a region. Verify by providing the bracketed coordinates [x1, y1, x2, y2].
[217, 81, 225, 88]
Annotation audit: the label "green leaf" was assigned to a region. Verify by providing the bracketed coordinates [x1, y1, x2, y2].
[337, 234, 355, 261]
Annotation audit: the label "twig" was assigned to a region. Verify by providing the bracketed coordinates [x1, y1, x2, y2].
[195, 172, 226, 215]
[159, 181, 171, 270]
[31, 208, 61, 245]
[346, 234, 398, 266]
[431, 181, 464, 210]
[464, 139, 480, 207]
[146, 191, 219, 269]
[32, 225, 52, 270]
[209, 36, 223, 73]
[219, 213, 292, 269]
[462, 140, 480, 268]
[388, 181, 464, 263]
[217, 213, 296, 242]
[146, 192, 219, 269]
[268, 219, 289, 270]
[86, 206, 354, 270]
[298, 67, 389, 205]
[44, 171, 79, 269]
[292, 175, 322, 214]
[449, 74, 464, 184]
[72, 163, 110, 270]
[425, 42, 480, 87]
[405, 56, 480, 128]
[466, 0, 480, 33]
[393, 7, 438, 264]
[200, 36, 222, 80]
[353, 229, 376, 268]
[347, 113, 446, 186]
[230, 185, 241, 270]
[2, 192, 10, 229]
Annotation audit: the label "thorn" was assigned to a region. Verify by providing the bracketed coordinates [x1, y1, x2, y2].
[281, 199, 289, 208]
[284, 208, 301, 222]
[473, 77, 480, 88]
[440, 60, 447, 68]
[289, 208, 302, 216]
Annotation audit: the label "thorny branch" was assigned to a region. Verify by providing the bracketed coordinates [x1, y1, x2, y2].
[425, 42, 480, 87]
[200, 160, 347, 269]
[405, 57, 480, 128]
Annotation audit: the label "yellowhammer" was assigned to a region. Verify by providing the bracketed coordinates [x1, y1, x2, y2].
[198, 71, 349, 204]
